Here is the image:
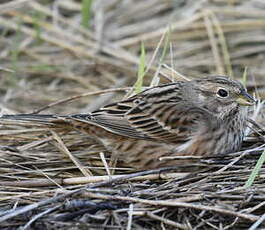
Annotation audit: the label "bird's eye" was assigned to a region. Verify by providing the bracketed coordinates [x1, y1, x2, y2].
[217, 88, 229, 98]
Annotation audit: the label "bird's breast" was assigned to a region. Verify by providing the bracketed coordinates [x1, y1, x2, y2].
[176, 115, 246, 156]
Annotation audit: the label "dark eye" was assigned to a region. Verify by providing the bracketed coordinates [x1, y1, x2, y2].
[217, 88, 229, 98]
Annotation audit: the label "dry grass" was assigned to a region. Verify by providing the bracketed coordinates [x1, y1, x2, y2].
[1, 0, 265, 229]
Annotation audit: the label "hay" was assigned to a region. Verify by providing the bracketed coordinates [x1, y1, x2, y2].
[0, 0, 265, 229]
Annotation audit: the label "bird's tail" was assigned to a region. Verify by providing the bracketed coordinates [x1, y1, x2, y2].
[0, 114, 67, 126]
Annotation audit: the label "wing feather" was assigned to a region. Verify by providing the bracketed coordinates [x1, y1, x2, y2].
[70, 83, 213, 143]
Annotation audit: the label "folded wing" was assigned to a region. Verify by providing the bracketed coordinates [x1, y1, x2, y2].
[70, 83, 213, 144]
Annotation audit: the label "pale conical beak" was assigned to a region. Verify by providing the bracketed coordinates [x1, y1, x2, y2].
[236, 91, 256, 106]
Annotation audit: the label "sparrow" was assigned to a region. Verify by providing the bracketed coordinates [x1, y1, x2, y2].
[0, 76, 255, 169]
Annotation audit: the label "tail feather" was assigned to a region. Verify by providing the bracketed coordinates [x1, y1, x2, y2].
[0, 114, 64, 125]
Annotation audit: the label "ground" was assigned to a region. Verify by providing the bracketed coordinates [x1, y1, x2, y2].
[0, 0, 265, 229]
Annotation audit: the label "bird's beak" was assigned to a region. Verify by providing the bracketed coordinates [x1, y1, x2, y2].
[237, 91, 256, 106]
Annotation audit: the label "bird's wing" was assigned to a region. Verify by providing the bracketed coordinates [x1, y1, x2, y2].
[70, 83, 213, 144]
[70, 99, 152, 140]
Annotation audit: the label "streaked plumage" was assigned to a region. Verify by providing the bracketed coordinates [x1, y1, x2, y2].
[0, 76, 255, 169]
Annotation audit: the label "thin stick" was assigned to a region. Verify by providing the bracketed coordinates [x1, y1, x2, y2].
[31, 87, 130, 114]
[0, 172, 188, 187]
[249, 213, 265, 230]
[162, 64, 190, 81]
[84, 192, 259, 222]
[0, 0, 32, 14]
[52, 131, 92, 177]
[126, 204, 134, 230]
[146, 211, 188, 230]
[21, 205, 61, 230]
[99, 152, 112, 178]
[0, 167, 188, 222]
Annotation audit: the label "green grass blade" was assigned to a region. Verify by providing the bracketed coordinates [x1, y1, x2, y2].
[82, 0, 93, 28]
[135, 42, 146, 93]
[32, 11, 45, 44]
[244, 149, 265, 188]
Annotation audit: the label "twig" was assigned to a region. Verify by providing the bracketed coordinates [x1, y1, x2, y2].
[51, 131, 93, 177]
[162, 64, 190, 81]
[0, 0, 32, 14]
[84, 78, 128, 112]
[215, 151, 248, 173]
[146, 211, 188, 230]
[249, 213, 265, 230]
[126, 204, 134, 230]
[31, 87, 130, 114]
[21, 205, 61, 230]
[0, 166, 184, 222]
[99, 152, 112, 178]
[0, 172, 188, 187]
[83, 192, 259, 222]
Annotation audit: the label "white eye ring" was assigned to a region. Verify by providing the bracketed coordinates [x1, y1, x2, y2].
[217, 88, 229, 98]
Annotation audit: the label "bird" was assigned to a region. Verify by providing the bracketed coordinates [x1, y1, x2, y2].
[0, 76, 255, 169]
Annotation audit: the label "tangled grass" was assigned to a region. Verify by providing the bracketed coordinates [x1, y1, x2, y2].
[1, 0, 265, 229]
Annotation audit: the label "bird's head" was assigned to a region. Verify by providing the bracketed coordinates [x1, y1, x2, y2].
[189, 76, 255, 119]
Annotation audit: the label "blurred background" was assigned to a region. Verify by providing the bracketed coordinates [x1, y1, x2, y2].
[0, 0, 265, 115]
[1, 1, 265, 228]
